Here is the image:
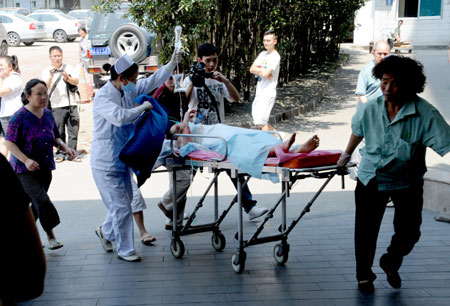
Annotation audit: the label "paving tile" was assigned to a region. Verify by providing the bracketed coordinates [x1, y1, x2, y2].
[162, 293, 229, 304]
[28, 299, 98, 306]
[424, 288, 450, 297]
[68, 289, 130, 299]
[97, 296, 163, 305]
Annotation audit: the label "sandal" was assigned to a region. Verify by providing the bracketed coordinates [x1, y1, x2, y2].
[55, 156, 64, 163]
[67, 156, 82, 162]
[48, 239, 63, 250]
[141, 234, 157, 246]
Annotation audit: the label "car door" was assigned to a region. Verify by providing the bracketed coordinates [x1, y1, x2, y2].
[38, 14, 59, 37]
[0, 14, 13, 34]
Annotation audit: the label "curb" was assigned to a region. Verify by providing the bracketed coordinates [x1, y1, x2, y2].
[235, 61, 345, 128]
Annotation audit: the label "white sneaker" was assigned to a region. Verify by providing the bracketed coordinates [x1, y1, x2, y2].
[247, 205, 269, 220]
[117, 253, 141, 262]
[95, 226, 113, 252]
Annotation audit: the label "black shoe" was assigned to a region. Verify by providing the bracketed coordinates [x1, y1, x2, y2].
[157, 202, 172, 220]
[164, 222, 183, 231]
[358, 280, 375, 293]
[380, 253, 402, 289]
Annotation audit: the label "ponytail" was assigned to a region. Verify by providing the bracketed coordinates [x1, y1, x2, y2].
[0, 55, 20, 73]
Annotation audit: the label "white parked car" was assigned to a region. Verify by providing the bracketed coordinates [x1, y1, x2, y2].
[0, 7, 30, 15]
[0, 14, 46, 47]
[68, 9, 94, 32]
[33, 9, 64, 14]
[0, 22, 8, 55]
[28, 12, 80, 43]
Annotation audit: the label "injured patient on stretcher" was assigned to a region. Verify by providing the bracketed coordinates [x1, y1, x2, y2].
[160, 110, 321, 179]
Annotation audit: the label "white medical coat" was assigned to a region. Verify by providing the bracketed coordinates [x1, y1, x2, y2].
[91, 66, 172, 173]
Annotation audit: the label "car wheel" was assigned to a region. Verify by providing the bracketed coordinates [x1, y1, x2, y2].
[54, 30, 68, 43]
[109, 24, 148, 63]
[7, 32, 21, 47]
[67, 38, 76, 42]
[0, 41, 8, 55]
[23, 42, 34, 46]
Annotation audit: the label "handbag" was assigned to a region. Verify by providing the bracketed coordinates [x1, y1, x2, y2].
[65, 80, 79, 93]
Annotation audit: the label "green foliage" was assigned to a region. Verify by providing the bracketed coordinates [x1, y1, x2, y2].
[98, 0, 364, 101]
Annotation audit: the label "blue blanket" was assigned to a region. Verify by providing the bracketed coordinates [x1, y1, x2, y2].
[119, 97, 168, 187]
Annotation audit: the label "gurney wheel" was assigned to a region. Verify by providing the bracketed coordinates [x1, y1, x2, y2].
[231, 252, 246, 273]
[170, 239, 185, 258]
[211, 232, 226, 251]
[273, 243, 289, 265]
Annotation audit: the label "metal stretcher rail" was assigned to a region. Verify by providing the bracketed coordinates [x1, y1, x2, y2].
[165, 133, 354, 272]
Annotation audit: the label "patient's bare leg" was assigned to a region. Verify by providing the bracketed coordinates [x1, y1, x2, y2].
[292, 135, 320, 153]
[268, 133, 296, 157]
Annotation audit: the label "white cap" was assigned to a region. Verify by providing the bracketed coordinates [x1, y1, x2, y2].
[114, 54, 135, 74]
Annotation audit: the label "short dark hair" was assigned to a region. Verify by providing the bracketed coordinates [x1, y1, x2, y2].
[49, 46, 62, 54]
[197, 43, 219, 58]
[373, 55, 426, 98]
[78, 27, 87, 34]
[264, 30, 277, 39]
[110, 63, 139, 81]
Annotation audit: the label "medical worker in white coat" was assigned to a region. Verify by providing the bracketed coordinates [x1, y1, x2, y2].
[91, 51, 180, 262]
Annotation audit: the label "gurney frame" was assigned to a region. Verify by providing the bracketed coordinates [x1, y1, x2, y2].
[166, 134, 353, 272]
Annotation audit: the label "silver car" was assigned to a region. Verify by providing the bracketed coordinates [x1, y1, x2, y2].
[0, 13, 46, 47]
[28, 12, 80, 43]
[0, 7, 30, 15]
[0, 22, 8, 55]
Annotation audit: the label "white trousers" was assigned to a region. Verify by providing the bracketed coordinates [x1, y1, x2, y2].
[130, 169, 146, 213]
[92, 168, 135, 256]
[252, 94, 276, 125]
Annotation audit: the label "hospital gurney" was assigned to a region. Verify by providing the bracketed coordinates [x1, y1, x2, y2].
[165, 134, 354, 273]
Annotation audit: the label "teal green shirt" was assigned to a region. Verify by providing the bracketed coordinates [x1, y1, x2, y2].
[352, 96, 450, 190]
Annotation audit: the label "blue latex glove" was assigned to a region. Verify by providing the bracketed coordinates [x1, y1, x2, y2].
[134, 94, 153, 105]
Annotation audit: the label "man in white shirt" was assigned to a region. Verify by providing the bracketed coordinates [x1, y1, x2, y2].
[42, 46, 80, 162]
[250, 30, 281, 131]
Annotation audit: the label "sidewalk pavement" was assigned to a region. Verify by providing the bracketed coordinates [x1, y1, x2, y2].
[21, 46, 450, 306]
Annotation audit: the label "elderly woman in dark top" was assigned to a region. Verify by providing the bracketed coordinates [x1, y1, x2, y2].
[5, 79, 76, 250]
[338, 55, 450, 293]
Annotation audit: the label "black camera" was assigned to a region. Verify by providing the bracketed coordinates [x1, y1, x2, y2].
[189, 62, 213, 87]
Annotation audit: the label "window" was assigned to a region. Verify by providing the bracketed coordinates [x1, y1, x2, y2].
[0, 15, 13, 23]
[398, 0, 442, 18]
[41, 14, 58, 22]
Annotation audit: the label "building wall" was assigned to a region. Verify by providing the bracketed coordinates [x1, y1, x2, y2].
[354, 0, 450, 46]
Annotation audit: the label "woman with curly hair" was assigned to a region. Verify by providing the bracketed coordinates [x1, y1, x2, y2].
[338, 55, 450, 293]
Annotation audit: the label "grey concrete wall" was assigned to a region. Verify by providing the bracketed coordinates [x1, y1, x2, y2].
[423, 169, 450, 220]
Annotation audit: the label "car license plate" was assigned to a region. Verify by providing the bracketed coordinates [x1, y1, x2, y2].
[90, 47, 111, 55]
[38, 25, 44, 30]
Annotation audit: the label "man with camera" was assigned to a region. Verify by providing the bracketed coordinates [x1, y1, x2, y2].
[158, 43, 268, 229]
[42, 46, 80, 163]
